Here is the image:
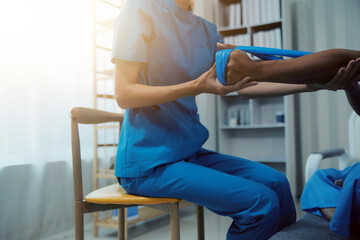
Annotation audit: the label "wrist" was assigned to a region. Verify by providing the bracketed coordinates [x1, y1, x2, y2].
[253, 61, 264, 81]
[306, 83, 320, 92]
[192, 77, 204, 95]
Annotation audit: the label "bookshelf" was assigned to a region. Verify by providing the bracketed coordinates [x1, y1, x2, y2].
[215, 0, 298, 191]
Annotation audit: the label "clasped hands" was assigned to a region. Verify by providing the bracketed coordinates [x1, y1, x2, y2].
[197, 42, 360, 96]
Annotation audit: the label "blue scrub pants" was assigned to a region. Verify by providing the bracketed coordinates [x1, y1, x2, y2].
[119, 150, 296, 240]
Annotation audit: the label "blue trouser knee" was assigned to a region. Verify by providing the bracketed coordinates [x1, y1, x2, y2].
[120, 151, 296, 240]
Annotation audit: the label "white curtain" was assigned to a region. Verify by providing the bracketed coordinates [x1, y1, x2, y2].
[0, 0, 95, 166]
[0, 0, 100, 239]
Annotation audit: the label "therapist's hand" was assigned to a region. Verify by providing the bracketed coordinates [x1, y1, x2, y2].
[308, 58, 360, 91]
[217, 42, 237, 50]
[216, 43, 256, 85]
[197, 64, 258, 96]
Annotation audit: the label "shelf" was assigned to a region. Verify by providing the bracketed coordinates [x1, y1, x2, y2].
[250, 20, 282, 32]
[218, 26, 247, 35]
[219, 0, 241, 4]
[221, 123, 285, 129]
[219, 20, 283, 34]
[96, 201, 193, 229]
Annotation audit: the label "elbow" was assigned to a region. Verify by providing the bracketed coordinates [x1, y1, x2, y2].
[115, 94, 130, 109]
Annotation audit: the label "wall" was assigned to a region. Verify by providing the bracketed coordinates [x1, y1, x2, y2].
[194, 0, 218, 151]
[286, 0, 360, 192]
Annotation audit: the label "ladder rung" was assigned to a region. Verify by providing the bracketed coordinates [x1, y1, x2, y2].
[96, 94, 114, 99]
[97, 143, 118, 147]
[96, 45, 112, 51]
[96, 69, 114, 76]
[96, 124, 119, 129]
[97, 0, 121, 9]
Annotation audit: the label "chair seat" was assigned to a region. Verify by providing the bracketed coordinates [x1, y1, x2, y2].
[85, 184, 180, 205]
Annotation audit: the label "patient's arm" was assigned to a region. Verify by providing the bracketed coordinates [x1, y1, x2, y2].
[237, 61, 358, 99]
[218, 43, 360, 84]
[217, 43, 360, 85]
[254, 49, 360, 84]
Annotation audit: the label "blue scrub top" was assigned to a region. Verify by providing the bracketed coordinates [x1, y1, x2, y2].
[111, 0, 221, 177]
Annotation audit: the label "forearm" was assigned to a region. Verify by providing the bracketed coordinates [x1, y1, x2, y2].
[237, 82, 312, 99]
[116, 80, 201, 109]
[255, 49, 360, 84]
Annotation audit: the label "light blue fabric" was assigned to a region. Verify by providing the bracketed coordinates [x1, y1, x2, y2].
[120, 150, 296, 240]
[301, 162, 360, 236]
[111, 0, 221, 177]
[215, 46, 312, 85]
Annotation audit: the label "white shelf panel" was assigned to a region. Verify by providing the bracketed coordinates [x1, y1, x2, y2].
[221, 123, 285, 129]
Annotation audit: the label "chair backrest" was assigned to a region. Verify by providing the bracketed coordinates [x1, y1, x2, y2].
[349, 111, 360, 163]
[70, 107, 124, 202]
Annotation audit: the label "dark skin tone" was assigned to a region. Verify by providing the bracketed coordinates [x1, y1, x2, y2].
[220, 44, 360, 85]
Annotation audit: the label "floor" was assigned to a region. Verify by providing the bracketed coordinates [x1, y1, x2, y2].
[45, 199, 303, 240]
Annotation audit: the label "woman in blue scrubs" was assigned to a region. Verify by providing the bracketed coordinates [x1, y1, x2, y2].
[111, 0, 359, 239]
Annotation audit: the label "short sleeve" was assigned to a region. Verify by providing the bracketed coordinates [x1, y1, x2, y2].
[111, 0, 153, 64]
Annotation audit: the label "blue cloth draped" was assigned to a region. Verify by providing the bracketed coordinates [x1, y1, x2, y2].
[301, 162, 360, 236]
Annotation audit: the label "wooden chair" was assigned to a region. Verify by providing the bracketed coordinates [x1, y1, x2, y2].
[70, 107, 205, 240]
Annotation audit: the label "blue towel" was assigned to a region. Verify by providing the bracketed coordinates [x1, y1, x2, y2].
[215, 46, 312, 85]
[301, 162, 360, 236]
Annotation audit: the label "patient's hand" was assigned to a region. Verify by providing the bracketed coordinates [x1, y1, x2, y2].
[217, 43, 257, 85]
[197, 64, 257, 96]
[308, 58, 360, 91]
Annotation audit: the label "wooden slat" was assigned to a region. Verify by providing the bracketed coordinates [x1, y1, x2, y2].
[96, 173, 116, 179]
[96, 201, 193, 229]
[96, 124, 119, 129]
[96, 94, 114, 99]
[96, 45, 112, 51]
[97, 143, 118, 147]
[98, 0, 121, 9]
[96, 69, 114, 76]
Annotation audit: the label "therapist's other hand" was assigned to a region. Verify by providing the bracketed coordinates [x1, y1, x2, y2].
[197, 64, 257, 96]
[308, 58, 360, 91]
[216, 42, 256, 85]
[217, 42, 237, 50]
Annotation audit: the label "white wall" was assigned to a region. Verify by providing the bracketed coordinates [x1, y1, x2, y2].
[194, 0, 218, 151]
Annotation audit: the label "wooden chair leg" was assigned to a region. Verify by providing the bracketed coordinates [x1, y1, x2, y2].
[75, 201, 84, 240]
[118, 208, 126, 240]
[169, 202, 180, 240]
[197, 205, 205, 240]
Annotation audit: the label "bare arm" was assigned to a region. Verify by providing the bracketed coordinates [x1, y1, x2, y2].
[237, 82, 310, 99]
[255, 49, 360, 84]
[218, 43, 360, 85]
[238, 60, 360, 99]
[115, 60, 257, 109]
